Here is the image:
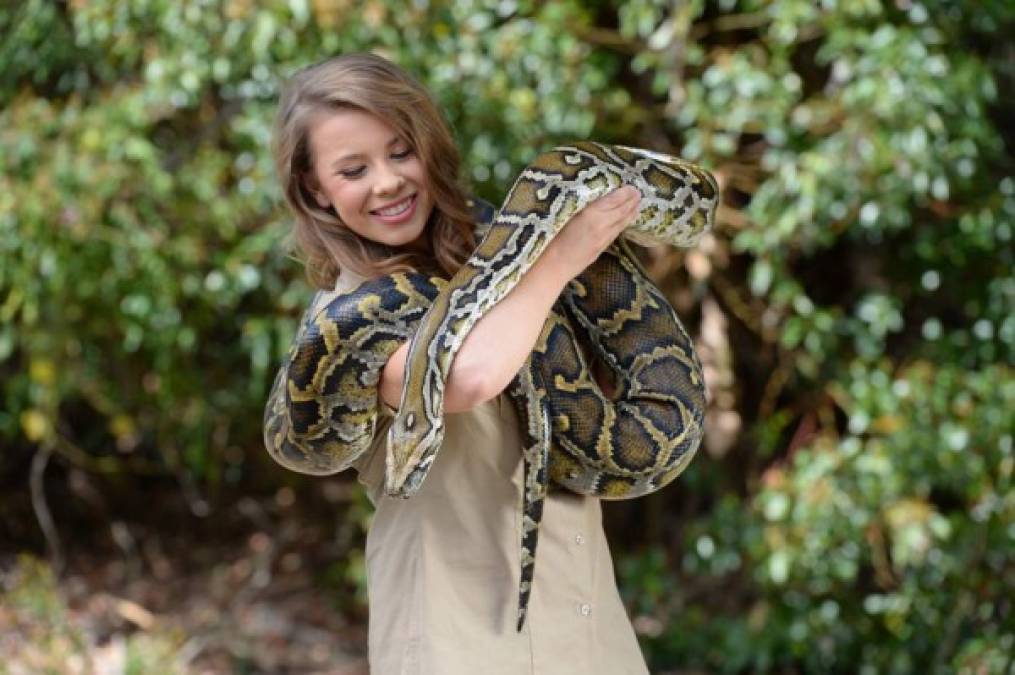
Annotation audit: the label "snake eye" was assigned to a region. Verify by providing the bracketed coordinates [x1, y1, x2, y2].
[405, 412, 415, 431]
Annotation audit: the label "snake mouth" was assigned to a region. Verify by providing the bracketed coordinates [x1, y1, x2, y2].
[385, 417, 444, 497]
[384, 451, 433, 498]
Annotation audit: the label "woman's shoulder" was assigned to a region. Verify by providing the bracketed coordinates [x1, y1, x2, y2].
[298, 270, 362, 323]
[303, 270, 443, 336]
[333, 267, 368, 295]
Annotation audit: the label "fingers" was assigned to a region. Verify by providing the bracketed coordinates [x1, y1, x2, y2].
[606, 189, 641, 237]
[594, 185, 640, 211]
[550, 185, 643, 278]
[616, 191, 641, 225]
[583, 186, 640, 243]
[586, 186, 640, 234]
[594, 195, 640, 258]
[603, 187, 641, 234]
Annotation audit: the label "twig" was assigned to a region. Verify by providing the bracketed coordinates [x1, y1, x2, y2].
[932, 589, 976, 670]
[708, 272, 769, 339]
[571, 25, 642, 55]
[29, 442, 64, 575]
[690, 12, 772, 40]
[758, 351, 794, 420]
[52, 420, 167, 476]
[932, 523, 992, 669]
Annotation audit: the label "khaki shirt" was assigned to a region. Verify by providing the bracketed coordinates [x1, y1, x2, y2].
[327, 269, 649, 675]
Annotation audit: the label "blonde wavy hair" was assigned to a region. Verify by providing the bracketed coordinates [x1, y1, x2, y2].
[272, 53, 477, 288]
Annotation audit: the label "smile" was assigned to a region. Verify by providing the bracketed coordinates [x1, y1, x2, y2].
[372, 194, 416, 219]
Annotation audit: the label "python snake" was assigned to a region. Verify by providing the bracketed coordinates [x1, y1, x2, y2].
[264, 142, 717, 630]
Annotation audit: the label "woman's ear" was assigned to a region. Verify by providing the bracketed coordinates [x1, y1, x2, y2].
[313, 191, 331, 210]
[302, 171, 331, 210]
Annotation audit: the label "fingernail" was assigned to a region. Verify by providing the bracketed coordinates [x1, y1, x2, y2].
[604, 187, 635, 204]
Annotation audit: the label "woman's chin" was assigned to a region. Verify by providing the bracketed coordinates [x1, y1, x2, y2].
[393, 230, 429, 253]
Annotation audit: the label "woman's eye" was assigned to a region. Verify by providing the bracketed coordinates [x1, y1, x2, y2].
[336, 148, 411, 178]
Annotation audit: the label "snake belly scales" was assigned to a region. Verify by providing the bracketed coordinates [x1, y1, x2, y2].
[264, 142, 718, 630]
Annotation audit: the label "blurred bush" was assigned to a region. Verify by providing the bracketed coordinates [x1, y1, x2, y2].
[1, 0, 1011, 672]
[1, 554, 187, 674]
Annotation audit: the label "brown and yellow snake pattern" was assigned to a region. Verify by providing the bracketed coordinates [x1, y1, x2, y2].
[264, 142, 717, 630]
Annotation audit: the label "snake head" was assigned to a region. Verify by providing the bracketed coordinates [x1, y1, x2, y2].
[385, 396, 445, 498]
[380, 276, 464, 498]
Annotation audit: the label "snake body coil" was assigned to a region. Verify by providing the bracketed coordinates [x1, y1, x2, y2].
[264, 141, 717, 630]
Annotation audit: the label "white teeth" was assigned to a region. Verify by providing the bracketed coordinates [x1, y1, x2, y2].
[375, 196, 413, 217]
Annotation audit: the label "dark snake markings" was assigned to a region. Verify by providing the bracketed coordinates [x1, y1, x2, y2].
[265, 142, 717, 630]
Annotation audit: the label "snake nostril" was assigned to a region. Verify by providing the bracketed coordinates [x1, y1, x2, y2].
[405, 412, 415, 430]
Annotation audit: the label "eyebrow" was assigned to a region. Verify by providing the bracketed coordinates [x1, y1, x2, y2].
[331, 137, 402, 169]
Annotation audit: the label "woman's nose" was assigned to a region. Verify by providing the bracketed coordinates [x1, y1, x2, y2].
[374, 165, 405, 195]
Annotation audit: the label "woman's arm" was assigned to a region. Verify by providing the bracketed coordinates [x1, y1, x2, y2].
[379, 186, 641, 413]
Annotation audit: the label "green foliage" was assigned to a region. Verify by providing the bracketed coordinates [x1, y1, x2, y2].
[613, 0, 1013, 669]
[624, 361, 1013, 672]
[2, 0, 1012, 672]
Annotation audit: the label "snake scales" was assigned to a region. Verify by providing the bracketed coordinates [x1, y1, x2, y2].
[264, 142, 718, 630]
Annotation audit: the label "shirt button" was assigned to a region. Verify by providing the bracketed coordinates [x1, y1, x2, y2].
[578, 603, 592, 617]
[575, 534, 585, 545]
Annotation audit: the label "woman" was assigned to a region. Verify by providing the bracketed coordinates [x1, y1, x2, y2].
[269, 52, 648, 674]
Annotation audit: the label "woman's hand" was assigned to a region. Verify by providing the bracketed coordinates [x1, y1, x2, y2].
[543, 185, 641, 280]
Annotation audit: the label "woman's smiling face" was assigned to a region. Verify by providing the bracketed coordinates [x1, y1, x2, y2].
[306, 108, 433, 250]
